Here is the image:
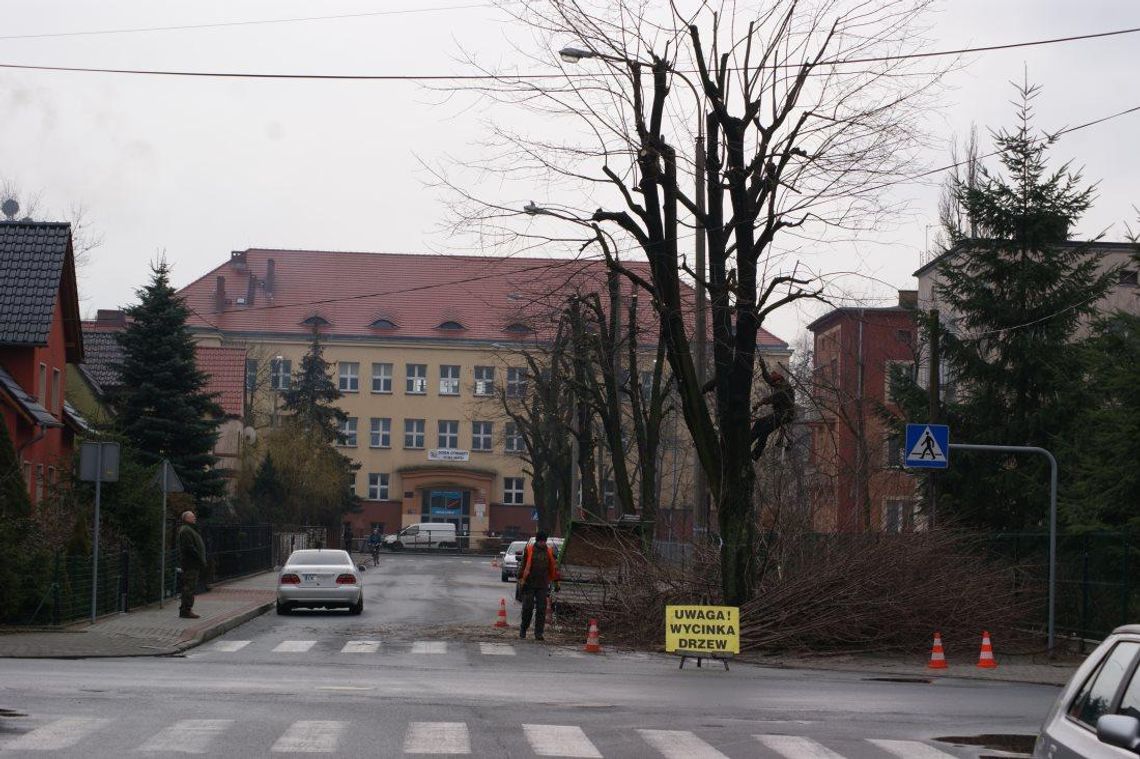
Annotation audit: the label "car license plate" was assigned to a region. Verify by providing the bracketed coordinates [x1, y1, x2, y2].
[303, 574, 318, 583]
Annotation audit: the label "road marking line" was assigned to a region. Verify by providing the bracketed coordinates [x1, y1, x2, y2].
[868, 739, 958, 758]
[639, 729, 728, 759]
[755, 735, 847, 758]
[5, 717, 111, 751]
[523, 724, 601, 758]
[210, 640, 251, 653]
[551, 649, 585, 658]
[404, 722, 470, 754]
[270, 720, 345, 753]
[411, 641, 447, 654]
[341, 640, 380, 653]
[272, 640, 316, 653]
[479, 643, 516, 656]
[137, 719, 233, 753]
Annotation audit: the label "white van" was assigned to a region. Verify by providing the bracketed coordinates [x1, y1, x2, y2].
[383, 522, 458, 550]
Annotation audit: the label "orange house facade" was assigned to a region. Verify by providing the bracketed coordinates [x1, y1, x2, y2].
[0, 222, 85, 502]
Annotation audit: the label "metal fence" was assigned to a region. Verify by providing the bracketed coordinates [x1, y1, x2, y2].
[272, 526, 329, 568]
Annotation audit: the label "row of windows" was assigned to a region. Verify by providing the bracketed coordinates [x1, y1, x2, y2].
[339, 417, 525, 453]
[358, 473, 526, 505]
[36, 362, 63, 417]
[247, 359, 529, 398]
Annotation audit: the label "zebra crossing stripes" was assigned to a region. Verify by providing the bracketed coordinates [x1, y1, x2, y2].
[272, 640, 316, 653]
[341, 640, 381, 653]
[2, 717, 110, 751]
[637, 729, 729, 759]
[756, 734, 848, 758]
[522, 724, 601, 758]
[478, 642, 516, 656]
[136, 719, 233, 753]
[410, 641, 447, 654]
[210, 640, 251, 652]
[868, 739, 959, 758]
[403, 721, 470, 754]
[270, 720, 346, 753]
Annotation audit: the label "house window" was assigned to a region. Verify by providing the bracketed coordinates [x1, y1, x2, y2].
[506, 367, 528, 398]
[883, 360, 914, 403]
[245, 359, 258, 392]
[270, 358, 292, 390]
[438, 420, 459, 449]
[603, 479, 616, 510]
[474, 366, 495, 396]
[505, 422, 525, 453]
[883, 498, 916, 533]
[406, 364, 427, 394]
[472, 421, 493, 451]
[896, 329, 913, 345]
[371, 362, 393, 393]
[51, 368, 61, 414]
[368, 473, 390, 501]
[439, 365, 460, 396]
[338, 417, 358, 447]
[1119, 269, 1138, 287]
[38, 362, 47, 403]
[404, 419, 425, 449]
[885, 435, 904, 468]
[339, 362, 360, 392]
[503, 477, 525, 505]
[370, 417, 391, 448]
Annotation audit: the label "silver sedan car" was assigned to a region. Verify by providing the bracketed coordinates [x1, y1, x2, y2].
[276, 549, 363, 615]
[1033, 624, 1140, 757]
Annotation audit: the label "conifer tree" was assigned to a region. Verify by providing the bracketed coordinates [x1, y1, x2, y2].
[924, 80, 1116, 529]
[249, 453, 287, 520]
[281, 329, 346, 441]
[117, 262, 225, 501]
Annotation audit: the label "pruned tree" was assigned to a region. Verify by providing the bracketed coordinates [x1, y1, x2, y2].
[443, 0, 945, 604]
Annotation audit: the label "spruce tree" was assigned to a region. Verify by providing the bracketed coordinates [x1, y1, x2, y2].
[117, 262, 225, 501]
[281, 329, 346, 442]
[928, 80, 1116, 530]
[250, 453, 286, 519]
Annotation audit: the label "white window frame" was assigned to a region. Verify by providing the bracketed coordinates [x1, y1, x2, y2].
[503, 477, 525, 505]
[406, 364, 427, 395]
[439, 365, 460, 396]
[473, 366, 495, 396]
[338, 361, 360, 392]
[338, 417, 358, 447]
[438, 419, 459, 448]
[506, 367, 527, 398]
[472, 421, 493, 451]
[368, 473, 390, 501]
[371, 362, 393, 393]
[270, 358, 292, 390]
[505, 422, 525, 453]
[883, 498, 919, 533]
[370, 417, 391, 448]
[404, 419, 425, 449]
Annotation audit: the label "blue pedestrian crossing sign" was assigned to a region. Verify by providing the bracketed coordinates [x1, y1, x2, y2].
[904, 424, 949, 469]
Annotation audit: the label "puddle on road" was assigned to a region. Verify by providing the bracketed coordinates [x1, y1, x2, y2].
[936, 733, 1037, 757]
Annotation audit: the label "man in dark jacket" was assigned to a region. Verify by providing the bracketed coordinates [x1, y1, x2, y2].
[751, 363, 795, 461]
[517, 531, 560, 641]
[178, 510, 207, 619]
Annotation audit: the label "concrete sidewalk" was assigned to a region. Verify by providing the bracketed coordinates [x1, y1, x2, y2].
[0, 572, 277, 659]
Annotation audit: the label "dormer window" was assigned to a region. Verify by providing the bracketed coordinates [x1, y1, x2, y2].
[301, 315, 330, 328]
[504, 322, 533, 334]
[369, 318, 399, 329]
[437, 320, 466, 331]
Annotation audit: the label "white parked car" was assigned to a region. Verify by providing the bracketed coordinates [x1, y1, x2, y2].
[501, 538, 563, 583]
[277, 549, 363, 615]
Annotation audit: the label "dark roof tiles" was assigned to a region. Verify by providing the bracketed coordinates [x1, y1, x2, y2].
[0, 222, 73, 347]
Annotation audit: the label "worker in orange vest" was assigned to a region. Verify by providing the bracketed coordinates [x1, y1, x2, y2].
[518, 531, 560, 641]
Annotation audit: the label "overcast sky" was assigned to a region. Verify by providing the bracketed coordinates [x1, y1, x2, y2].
[1, 0, 1137, 347]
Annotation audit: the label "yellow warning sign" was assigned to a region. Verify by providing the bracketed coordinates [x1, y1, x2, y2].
[665, 605, 740, 654]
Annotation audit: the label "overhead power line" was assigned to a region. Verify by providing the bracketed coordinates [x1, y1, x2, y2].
[0, 26, 1137, 81]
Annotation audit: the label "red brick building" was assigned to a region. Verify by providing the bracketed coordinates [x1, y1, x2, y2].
[0, 222, 85, 503]
[806, 292, 921, 532]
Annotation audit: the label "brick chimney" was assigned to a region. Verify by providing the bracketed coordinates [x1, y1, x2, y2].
[95, 309, 127, 326]
[230, 250, 247, 271]
[214, 276, 226, 313]
[245, 273, 256, 306]
[898, 289, 918, 309]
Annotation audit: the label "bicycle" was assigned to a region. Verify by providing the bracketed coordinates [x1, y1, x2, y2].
[369, 544, 381, 567]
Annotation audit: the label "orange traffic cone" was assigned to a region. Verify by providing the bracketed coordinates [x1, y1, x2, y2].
[927, 631, 948, 669]
[584, 619, 602, 653]
[494, 598, 508, 628]
[977, 631, 998, 669]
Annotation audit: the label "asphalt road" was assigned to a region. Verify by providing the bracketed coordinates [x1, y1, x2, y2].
[0, 553, 1056, 758]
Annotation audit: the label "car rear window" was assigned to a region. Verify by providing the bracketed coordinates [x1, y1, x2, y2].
[1067, 641, 1140, 727]
[287, 551, 351, 567]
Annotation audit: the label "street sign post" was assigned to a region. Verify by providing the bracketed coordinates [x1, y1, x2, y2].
[904, 423, 949, 469]
[153, 460, 185, 608]
[79, 441, 120, 624]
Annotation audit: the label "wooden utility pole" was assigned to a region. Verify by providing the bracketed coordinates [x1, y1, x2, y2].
[927, 309, 940, 528]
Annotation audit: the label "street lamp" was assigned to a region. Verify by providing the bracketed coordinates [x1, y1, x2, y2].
[559, 47, 596, 63]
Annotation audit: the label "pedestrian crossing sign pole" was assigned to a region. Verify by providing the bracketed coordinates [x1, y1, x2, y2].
[904, 424, 949, 469]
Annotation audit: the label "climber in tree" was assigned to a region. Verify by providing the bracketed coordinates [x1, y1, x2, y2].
[751, 360, 795, 461]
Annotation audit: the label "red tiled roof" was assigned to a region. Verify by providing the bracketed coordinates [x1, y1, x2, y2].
[178, 249, 789, 350]
[195, 346, 246, 418]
